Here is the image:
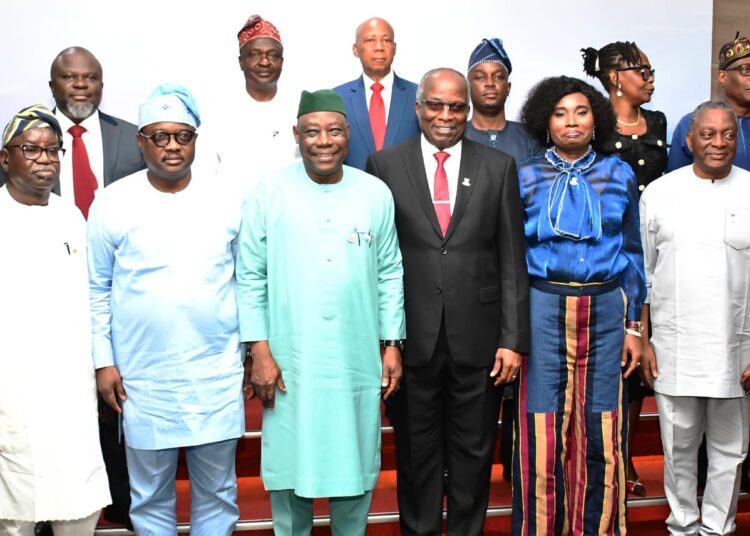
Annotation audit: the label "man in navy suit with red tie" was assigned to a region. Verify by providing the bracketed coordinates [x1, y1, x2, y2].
[334, 17, 420, 170]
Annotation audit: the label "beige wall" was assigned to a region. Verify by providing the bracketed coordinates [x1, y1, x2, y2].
[712, 0, 750, 98]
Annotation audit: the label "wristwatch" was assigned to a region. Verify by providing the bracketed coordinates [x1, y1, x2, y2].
[381, 339, 406, 351]
[625, 320, 643, 338]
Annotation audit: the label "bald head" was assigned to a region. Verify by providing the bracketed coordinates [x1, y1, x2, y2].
[355, 17, 394, 42]
[50, 47, 101, 78]
[352, 17, 396, 81]
[49, 47, 103, 123]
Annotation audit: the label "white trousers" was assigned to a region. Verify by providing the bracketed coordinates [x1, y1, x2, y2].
[0, 510, 100, 535]
[656, 393, 750, 536]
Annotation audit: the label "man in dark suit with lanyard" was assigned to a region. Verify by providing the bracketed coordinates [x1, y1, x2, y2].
[366, 68, 530, 535]
[334, 17, 420, 170]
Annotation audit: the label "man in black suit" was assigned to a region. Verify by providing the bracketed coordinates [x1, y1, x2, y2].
[366, 68, 530, 535]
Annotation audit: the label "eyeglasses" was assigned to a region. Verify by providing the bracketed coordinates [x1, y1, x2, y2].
[5, 144, 65, 162]
[617, 65, 655, 82]
[139, 130, 197, 148]
[420, 100, 469, 114]
[724, 64, 750, 76]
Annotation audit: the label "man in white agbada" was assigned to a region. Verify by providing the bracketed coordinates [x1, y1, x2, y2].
[640, 101, 750, 536]
[0, 105, 110, 535]
[88, 84, 244, 535]
[236, 89, 405, 536]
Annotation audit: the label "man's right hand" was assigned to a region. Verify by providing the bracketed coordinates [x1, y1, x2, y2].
[639, 343, 659, 390]
[249, 341, 286, 409]
[96, 366, 127, 413]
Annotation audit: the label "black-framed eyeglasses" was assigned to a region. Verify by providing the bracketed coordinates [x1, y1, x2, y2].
[4, 144, 65, 162]
[616, 65, 655, 82]
[724, 64, 750, 77]
[420, 100, 469, 114]
[139, 130, 197, 148]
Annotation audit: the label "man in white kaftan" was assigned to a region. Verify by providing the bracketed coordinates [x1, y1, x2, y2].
[202, 13, 299, 197]
[88, 85, 244, 536]
[640, 101, 750, 536]
[0, 105, 109, 535]
[236, 89, 405, 536]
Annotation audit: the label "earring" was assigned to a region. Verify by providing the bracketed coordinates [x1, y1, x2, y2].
[592, 129, 596, 141]
[546, 130, 550, 145]
[616, 83, 622, 97]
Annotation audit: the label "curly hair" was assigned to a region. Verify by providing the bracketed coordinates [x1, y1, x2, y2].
[580, 41, 642, 91]
[520, 76, 617, 154]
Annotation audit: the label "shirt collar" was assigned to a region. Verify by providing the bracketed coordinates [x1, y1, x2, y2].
[56, 108, 101, 136]
[363, 70, 394, 92]
[420, 134, 462, 158]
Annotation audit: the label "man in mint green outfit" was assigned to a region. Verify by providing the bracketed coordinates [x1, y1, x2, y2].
[236, 89, 405, 535]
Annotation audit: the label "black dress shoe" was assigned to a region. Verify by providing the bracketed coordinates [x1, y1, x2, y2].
[103, 504, 134, 531]
[34, 522, 52, 536]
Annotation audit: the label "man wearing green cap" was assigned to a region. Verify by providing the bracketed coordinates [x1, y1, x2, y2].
[236, 89, 405, 535]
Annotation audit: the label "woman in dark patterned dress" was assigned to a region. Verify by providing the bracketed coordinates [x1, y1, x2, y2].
[582, 41, 668, 498]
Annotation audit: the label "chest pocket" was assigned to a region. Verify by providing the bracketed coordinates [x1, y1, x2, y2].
[725, 208, 750, 250]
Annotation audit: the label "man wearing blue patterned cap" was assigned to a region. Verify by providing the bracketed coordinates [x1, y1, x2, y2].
[88, 84, 244, 535]
[0, 105, 111, 535]
[466, 38, 540, 165]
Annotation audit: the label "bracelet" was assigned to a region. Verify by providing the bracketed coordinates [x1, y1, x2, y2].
[625, 328, 642, 338]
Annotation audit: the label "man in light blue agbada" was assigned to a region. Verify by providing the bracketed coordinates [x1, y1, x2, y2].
[236, 89, 405, 536]
[89, 84, 244, 535]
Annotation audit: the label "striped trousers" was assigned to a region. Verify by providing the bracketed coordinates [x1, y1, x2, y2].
[512, 285, 628, 536]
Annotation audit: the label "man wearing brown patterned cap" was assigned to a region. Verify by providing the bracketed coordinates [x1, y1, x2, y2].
[205, 14, 299, 196]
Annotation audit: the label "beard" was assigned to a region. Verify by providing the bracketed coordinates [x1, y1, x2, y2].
[62, 101, 97, 120]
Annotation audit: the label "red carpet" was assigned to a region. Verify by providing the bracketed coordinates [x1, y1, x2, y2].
[97, 397, 750, 534]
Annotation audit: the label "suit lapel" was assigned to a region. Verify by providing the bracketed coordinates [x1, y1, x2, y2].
[443, 139, 480, 242]
[99, 113, 119, 184]
[384, 74, 412, 147]
[348, 76, 376, 154]
[403, 139, 443, 239]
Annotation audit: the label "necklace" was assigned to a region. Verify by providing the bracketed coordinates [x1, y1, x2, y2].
[617, 108, 641, 127]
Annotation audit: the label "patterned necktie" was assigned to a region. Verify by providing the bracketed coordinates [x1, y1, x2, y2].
[369, 82, 386, 151]
[68, 125, 98, 219]
[433, 151, 451, 235]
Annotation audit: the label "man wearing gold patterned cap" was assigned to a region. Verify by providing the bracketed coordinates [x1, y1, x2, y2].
[236, 89, 405, 535]
[0, 105, 111, 535]
[203, 14, 300, 196]
[667, 34, 750, 171]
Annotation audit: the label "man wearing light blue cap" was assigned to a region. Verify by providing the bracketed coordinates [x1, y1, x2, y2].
[466, 38, 540, 165]
[88, 84, 244, 535]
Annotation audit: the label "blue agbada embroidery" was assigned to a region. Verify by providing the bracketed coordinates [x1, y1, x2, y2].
[539, 147, 601, 241]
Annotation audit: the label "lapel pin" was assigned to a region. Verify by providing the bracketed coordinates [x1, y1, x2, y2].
[462, 178, 471, 187]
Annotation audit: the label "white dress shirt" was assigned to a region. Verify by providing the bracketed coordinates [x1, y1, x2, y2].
[640, 165, 750, 398]
[56, 110, 104, 203]
[420, 135, 462, 214]
[362, 70, 394, 125]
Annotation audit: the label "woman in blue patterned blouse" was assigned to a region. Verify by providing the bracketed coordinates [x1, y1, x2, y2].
[511, 76, 646, 536]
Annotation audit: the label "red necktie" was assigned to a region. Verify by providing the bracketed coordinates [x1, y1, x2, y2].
[68, 125, 98, 219]
[433, 151, 451, 236]
[369, 82, 386, 151]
